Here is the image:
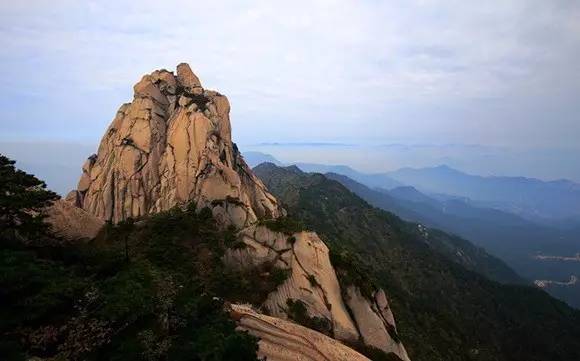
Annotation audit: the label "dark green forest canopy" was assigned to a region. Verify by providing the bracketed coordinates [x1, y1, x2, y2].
[254, 163, 580, 361]
[0, 156, 263, 361]
[4, 155, 580, 361]
[0, 205, 272, 360]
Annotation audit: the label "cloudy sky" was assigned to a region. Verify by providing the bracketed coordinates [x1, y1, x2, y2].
[1, 1, 579, 156]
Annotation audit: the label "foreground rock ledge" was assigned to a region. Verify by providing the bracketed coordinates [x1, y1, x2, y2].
[230, 304, 371, 361]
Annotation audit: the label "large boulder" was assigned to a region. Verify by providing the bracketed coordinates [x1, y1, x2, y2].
[44, 199, 104, 241]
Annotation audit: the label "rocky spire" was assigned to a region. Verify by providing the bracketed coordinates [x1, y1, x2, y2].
[65, 64, 410, 361]
[68, 63, 283, 227]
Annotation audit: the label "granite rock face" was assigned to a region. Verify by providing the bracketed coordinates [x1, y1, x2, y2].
[44, 199, 104, 241]
[225, 225, 410, 360]
[230, 304, 371, 361]
[226, 227, 360, 342]
[345, 286, 410, 360]
[67, 64, 410, 360]
[70, 63, 283, 227]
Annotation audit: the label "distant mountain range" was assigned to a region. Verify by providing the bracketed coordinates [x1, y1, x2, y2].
[244, 151, 580, 225]
[241, 151, 283, 167]
[386, 165, 580, 224]
[245, 152, 580, 308]
[253, 162, 580, 360]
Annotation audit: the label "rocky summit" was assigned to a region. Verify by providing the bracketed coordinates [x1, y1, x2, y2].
[67, 63, 283, 228]
[61, 64, 410, 361]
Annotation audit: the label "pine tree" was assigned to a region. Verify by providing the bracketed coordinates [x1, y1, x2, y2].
[0, 154, 59, 240]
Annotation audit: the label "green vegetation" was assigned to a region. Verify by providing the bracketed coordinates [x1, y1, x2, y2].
[0, 156, 280, 360]
[255, 163, 580, 361]
[343, 341, 405, 361]
[0, 154, 59, 240]
[285, 299, 332, 336]
[286, 236, 296, 245]
[258, 216, 306, 235]
[210, 196, 246, 208]
[0, 206, 265, 360]
[324, 171, 524, 285]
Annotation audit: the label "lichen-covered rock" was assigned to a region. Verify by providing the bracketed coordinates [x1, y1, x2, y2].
[70, 64, 283, 227]
[230, 304, 371, 361]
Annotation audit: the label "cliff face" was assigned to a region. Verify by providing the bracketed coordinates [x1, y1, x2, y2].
[68, 64, 410, 361]
[226, 225, 410, 360]
[68, 63, 283, 227]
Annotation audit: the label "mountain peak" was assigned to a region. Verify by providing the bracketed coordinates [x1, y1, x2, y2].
[176, 62, 202, 89]
[62, 65, 410, 361]
[67, 63, 283, 227]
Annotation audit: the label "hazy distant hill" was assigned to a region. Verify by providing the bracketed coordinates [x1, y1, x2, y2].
[254, 162, 580, 361]
[242, 151, 283, 167]
[386, 165, 580, 223]
[0, 141, 94, 195]
[324, 172, 580, 308]
[295, 162, 403, 190]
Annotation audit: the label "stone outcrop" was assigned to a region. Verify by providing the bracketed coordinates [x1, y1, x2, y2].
[69, 63, 283, 227]
[345, 287, 410, 360]
[67, 63, 410, 360]
[225, 225, 410, 360]
[226, 227, 360, 342]
[230, 304, 371, 361]
[44, 199, 104, 241]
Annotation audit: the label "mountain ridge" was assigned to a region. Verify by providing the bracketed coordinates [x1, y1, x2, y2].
[54, 64, 411, 360]
[254, 162, 580, 361]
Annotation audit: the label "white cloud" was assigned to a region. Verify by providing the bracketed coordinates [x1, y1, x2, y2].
[0, 0, 579, 148]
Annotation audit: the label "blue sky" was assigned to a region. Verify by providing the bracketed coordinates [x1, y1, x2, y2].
[1, 1, 579, 167]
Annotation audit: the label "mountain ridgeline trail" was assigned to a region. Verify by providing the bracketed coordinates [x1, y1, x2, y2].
[253, 162, 580, 361]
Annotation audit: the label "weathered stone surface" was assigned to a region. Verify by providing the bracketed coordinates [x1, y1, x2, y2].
[230, 304, 371, 361]
[70, 63, 283, 227]
[226, 226, 359, 343]
[345, 286, 410, 361]
[226, 225, 410, 358]
[176, 62, 201, 88]
[45, 199, 104, 241]
[68, 63, 410, 360]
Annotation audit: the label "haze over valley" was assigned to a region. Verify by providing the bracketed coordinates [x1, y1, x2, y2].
[2, 2, 580, 360]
